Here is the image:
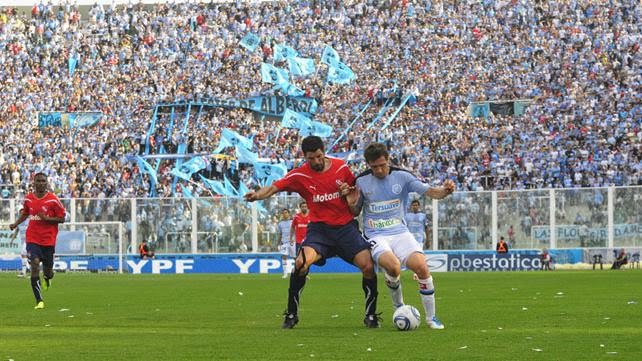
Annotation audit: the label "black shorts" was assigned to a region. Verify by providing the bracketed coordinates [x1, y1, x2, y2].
[26, 243, 55, 269]
[302, 220, 370, 265]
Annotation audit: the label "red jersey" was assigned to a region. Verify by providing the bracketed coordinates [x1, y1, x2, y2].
[273, 157, 355, 226]
[22, 192, 66, 246]
[291, 212, 311, 244]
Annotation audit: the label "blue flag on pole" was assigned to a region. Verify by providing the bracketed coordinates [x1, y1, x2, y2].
[261, 63, 289, 84]
[68, 56, 78, 76]
[224, 176, 240, 196]
[287, 57, 316, 77]
[321, 45, 340, 67]
[239, 33, 260, 52]
[281, 109, 311, 128]
[298, 120, 333, 138]
[235, 146, 259, 164]
[222, 128, 254, 150]
[212, 136, 234, 154]
[135, 156, 158, 185]
[199, 175, 228, 195]
[253, 162, 287, 180]
[327, 64, 355, 84]
[273, 44, 298, 62]
[181, 156, 208, 174]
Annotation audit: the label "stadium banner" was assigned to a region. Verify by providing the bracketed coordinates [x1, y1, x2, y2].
[56, 231, 86, 255]
[0, 249, 582, 273]
[38, 112, 103, 128]
[0, 230, 84, 255]
[532, 224, 642, 242]
[0, 230, 20, 254]
[206, 96, 317, 117]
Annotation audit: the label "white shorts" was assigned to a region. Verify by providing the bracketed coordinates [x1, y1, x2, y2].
[368, 231, 422, 267]
[279, 243, 296, 258]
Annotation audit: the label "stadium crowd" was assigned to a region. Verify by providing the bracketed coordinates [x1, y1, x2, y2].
[1, 0, 641, 201]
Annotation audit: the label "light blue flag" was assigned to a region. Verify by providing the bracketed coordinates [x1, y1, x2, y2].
[181, 186, 194, 199]
[283, 83, 305, 97]
[68, 56, 78, 76]
[261, 63, 289, 84]
[287, 57, 316, 77]
[222, 128, 254, 150]
[282, 109, 312, 129]
[135, 156, 158, 185]
[237, 181, 251, 197]
[253, 162, 287, 180]
[170, 167, 191, 181]
[310, 121, 333, 138]
[199, 175, 228, 195]
[181, 156, 208, 174]
[212, 135, 233, 154]
[327, 64, 355, 84]
[273, 44, 298, 62]
[298, 120, 333, 138]
[321, 45, 341, 66]
[235, 146, 259, 164]
[239, 33, 260, 52]
[223, 176, 239, 196]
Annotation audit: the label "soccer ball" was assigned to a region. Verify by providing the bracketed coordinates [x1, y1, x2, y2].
[392, 305, 421, 331]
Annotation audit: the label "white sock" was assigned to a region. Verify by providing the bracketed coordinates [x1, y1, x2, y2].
[384, 272, 404, 309]
[418, 276, 436, 320]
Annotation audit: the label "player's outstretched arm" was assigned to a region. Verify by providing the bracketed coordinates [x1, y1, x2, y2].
[425, 179, 455, 200]
[244, 185, 279, 202]
[9, 212, 29, 230]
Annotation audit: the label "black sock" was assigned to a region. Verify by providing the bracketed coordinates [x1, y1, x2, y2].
[362, 275, 378, 316]
[31, 276, 42, 302]
[287, 271, 307, 315]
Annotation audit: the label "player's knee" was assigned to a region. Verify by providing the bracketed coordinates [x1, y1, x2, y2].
[294, 257, 309, 276]
[414, 265, 430, 280]
[359, 259, 375, 276]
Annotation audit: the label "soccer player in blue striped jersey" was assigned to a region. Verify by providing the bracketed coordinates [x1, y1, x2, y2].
[277, 209, 294, 278]
[343, 143, 454, 329]
[405, 199, 429, 249]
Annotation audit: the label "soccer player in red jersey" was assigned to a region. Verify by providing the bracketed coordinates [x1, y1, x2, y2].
[290, 201, 310, 255]
[245, 136, 380, 328]
[10, 173, 66, 309]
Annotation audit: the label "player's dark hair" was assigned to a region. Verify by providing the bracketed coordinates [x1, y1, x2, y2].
[411, 199, 420, 206]
[301, 136, 324, 154]
[33, 172, 47, 180]
[364, 142, 389, 163]
[299, 201, 306, 207]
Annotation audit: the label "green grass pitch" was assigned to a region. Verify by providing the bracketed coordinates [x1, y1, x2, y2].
[1, 270, 640, 360]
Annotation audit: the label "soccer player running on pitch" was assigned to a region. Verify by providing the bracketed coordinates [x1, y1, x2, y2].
[9, 172, 66, 309]
[290, 201, 310, 255]
[277, 208, 294, 278]
[244, 136, 380, 329]
[343, 143, 455, 329]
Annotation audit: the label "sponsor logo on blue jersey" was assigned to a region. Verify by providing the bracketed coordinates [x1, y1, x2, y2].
[367, 199, 401, 213]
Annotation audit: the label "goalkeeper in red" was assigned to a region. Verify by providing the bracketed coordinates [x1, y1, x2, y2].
[245, 136, 380, 328]
[9, 173, 66, 309]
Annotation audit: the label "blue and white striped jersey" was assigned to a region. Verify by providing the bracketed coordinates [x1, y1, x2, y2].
[405, 212, 428, 244]
[355, 167, 430, 237]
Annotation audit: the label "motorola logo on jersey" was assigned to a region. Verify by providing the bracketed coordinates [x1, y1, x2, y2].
[312, 192, 341, 203]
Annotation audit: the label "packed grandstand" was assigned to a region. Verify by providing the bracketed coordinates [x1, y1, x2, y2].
[1, 0, 641, 201]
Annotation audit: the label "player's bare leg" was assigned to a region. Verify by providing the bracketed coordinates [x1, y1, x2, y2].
[353, 249, 380, 327]
[406, 252, 444, 329]
[377, 250, 404, 309]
